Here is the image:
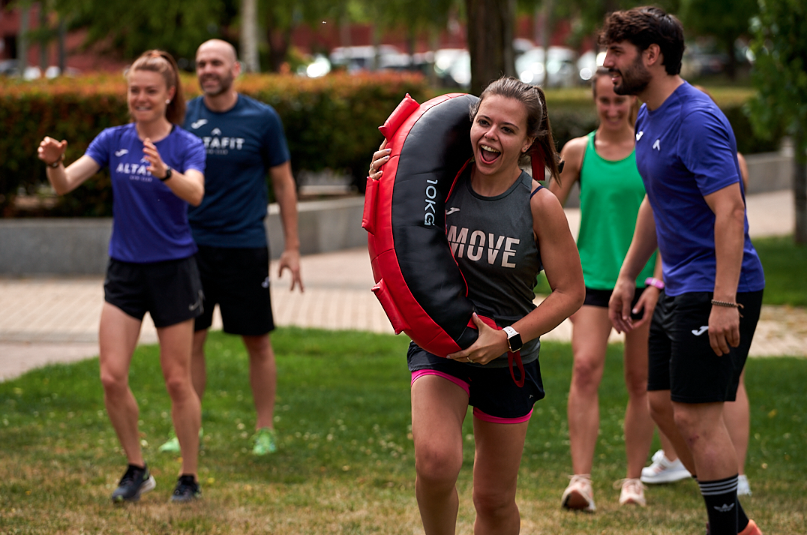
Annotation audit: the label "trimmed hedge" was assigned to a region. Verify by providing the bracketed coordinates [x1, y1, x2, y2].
[0, 73, 429, 216]
[0, 76, 781, 217]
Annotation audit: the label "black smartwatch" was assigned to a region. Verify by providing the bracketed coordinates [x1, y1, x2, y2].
[502, 326, 523, 352]
[159, 167, 173, 182]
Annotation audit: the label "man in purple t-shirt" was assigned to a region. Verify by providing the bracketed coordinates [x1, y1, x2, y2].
[602, 7, 764, 535]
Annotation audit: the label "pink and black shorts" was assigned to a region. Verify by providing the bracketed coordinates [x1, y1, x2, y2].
[407, 341, 545, 423]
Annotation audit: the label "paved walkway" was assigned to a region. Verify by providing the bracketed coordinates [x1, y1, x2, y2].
[1, 190, 804, 381]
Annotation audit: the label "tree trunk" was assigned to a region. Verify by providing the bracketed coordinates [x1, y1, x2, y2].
[18, 6, 30, 75]
[794, 127, 807, 244]
[58, 19, 66, 75]
[240, 0, 259, 72]
[265, 14, 291, 73]
[723, 36, 737, 81]
[39, 5, 48, 72]
[540, 0, 554, 86]
[465, 0, 516, 96]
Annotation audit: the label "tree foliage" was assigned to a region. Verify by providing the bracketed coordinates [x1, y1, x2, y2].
[748, 0, 807, 242]
[678, 0, 758, 79]
[52, 0, 231, 62]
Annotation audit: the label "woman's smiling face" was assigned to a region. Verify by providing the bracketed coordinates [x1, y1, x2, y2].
[470, 95, 533, 180]
[127, 69, 173, 125]
[594, 74, 634, 131]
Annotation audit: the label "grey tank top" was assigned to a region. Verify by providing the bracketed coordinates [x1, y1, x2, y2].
[445, 168, 543, 367]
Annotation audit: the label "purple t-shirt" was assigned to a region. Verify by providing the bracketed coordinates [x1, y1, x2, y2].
[85, 124, 206, 263]
[634, 82, 764, 295]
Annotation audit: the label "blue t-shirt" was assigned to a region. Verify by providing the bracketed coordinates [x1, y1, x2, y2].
[184, 95, 291, 248]
[85, 124, 206, 263]
[634, 82, 765, 295]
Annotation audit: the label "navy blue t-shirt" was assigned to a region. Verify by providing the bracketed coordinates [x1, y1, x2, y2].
[634, 82, 764, 295]
[85, 124, 205, 263]
[184, 95, 291, 248]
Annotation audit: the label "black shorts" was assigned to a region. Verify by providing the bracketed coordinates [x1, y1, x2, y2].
[104, 256, 203, 328]
[584, 286, 647, 321]
[407, 342, 545, 423]
[193, 245, 275, 336]
[647, 290, 763, 404]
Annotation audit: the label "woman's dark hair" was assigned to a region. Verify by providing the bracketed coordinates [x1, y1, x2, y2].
[599, 6, 685, 76]
[127, 50, 186, 125]
[469, 76, 562, 182]
[591, 67, 640, 126]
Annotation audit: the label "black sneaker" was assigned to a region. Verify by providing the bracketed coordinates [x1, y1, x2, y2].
[170, 475, 201, 503]
[111, 464, 156, 503]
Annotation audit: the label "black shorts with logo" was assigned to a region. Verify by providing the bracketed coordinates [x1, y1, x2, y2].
[647, 290, 763, 404]
[104, 256, 203, 328]
[193, 245, 275, 336]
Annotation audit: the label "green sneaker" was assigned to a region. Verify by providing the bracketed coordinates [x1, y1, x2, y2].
[159, 428, 203, 453]
[252, 427, 277, 456]
[159, 435, 180, 453]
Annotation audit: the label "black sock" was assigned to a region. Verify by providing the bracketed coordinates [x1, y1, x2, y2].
[699, 475, 738, 535]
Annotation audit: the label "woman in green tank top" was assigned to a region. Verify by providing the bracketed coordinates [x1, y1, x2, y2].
[549, 68, 663, 511]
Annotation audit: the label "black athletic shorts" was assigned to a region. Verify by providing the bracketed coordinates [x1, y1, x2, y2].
[584, 286, 647, 321]
[407, 342, 545, 423]
[647, 290, 763, 404]
[104, 256, 203, 328]
[193, 245, 275, 336]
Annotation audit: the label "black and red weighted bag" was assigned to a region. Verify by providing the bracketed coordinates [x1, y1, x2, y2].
[362, 92, 493, 354]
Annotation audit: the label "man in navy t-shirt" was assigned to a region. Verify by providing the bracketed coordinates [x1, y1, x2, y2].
[602, 7, 764, 535]
[159, 39, 304, 457]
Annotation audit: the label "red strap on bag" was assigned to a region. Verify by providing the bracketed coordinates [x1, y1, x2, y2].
[467, 316, 526, 388]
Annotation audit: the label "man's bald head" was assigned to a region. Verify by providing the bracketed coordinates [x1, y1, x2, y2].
[197, 39, 238, 64]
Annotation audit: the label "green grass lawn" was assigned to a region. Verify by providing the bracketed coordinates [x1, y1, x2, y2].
[1, 328, 805, 534]
[754, 235, 807, 307]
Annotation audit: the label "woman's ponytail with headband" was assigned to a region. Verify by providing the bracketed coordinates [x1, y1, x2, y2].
[471, 77, 563, 185]
[128, 50, 186, 125]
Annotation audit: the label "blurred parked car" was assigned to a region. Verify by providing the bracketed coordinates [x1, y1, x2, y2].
[681, 39, 753, 79]
[576, 50, 606, 83]
[329, 45, 403, 73]
[515, 46, 578, 88]
[297, 54, 331, 78]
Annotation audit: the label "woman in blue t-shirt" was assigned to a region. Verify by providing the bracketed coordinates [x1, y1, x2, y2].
[38, 50, 206, 504]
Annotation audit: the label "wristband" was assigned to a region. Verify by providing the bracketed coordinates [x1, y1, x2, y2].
[711, 299, 744, 317]
[645, 277, 665, 290]
[159, 167, 173, 182]
[710, 300, 743, 309]
[46, 154, 65, 168]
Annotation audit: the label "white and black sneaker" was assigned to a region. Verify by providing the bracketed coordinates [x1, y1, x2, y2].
[170, 475, 201, 503]
[111, 464, 156, 503]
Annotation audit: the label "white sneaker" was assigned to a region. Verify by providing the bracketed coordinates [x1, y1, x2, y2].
[737, 474, 752, 496]
[641, 450, 692, 484]
[617, 478, 647, 506]
[561, 474, 596, 512]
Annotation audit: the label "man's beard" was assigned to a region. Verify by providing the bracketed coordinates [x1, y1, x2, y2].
[201, 75, 233, 97]
[612, 55, 652, 96]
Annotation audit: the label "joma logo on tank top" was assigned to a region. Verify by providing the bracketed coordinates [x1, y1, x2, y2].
[447, 225, 520, 268]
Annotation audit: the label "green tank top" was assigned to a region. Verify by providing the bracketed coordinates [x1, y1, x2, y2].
[577, 131, 656, 289]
